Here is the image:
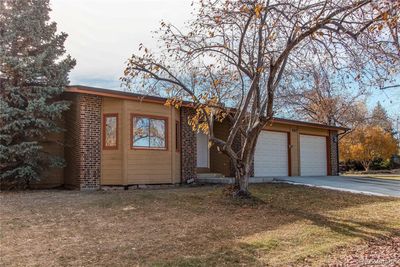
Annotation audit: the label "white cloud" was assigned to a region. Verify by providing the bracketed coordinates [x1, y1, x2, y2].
[50, 0, 192, 86]
[50, 0, 399, 117]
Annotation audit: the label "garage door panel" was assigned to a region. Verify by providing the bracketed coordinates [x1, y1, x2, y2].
[255, 131, 288, 177]
[300, 135, 327, 176]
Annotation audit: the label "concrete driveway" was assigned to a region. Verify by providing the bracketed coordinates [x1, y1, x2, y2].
[274, 176, 400, 197]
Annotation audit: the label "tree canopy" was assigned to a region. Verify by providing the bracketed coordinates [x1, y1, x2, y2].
[340, 125, 398, 171]
[0, 0, 76, 188]
[123, 0, 400, 196]
[370, 101, 394, 133]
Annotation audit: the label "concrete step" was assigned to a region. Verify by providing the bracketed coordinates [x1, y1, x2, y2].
[197, 173, 225, 178]
[196, 177, 276, 184]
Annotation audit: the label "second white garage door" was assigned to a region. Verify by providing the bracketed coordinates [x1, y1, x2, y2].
[300, 134, 327, 176]
[254, 131, 289, 177]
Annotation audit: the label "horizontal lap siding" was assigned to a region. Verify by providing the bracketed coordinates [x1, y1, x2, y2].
[101, 98, 123, 185]
[126, 102, 173, 184]
[101, 97, 180, 185]
[32, 130, 65, 188]
[64, 94, 81, 188]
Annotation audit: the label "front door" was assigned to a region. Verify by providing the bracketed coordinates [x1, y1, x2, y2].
[196, 132, 209, 168]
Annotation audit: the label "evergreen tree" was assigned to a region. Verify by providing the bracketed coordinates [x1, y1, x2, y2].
[0, 0, 75, 188]
[370, 102, 393, 133]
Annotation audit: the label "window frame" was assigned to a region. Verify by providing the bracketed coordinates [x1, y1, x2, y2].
[175, 120, 180, 153]
[131, 114, 168, 151]
[102, 113, 119, 150]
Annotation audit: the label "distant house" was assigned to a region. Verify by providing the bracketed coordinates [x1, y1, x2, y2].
[38, 85, 347, 190]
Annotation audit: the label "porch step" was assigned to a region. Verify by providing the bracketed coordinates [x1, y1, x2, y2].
[196, 177, 276, 184]
[197, 173, 225, 178]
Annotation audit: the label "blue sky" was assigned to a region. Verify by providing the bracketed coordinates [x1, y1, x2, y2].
[50, 0, 399, 118]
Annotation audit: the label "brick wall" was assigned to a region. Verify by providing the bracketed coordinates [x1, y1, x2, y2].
[63, 93, 102, 190]
[180, 107, 197, 182]
[329, 130, 339, 176]
[79, 95, 102, 190]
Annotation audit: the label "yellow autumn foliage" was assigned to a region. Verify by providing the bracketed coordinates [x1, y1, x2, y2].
[340, 126, 398, 170]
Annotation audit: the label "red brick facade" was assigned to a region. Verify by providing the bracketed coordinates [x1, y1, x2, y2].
[180, 107, 197, 182]
[329, 130, 339, 176]
[64, 93, 102, 190]
[79, 95, 102, 190]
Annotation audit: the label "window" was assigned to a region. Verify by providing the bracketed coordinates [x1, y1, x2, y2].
[132, 115, 167, 149]
[103, 114, 118, 149]
[175, 121, 180, 152]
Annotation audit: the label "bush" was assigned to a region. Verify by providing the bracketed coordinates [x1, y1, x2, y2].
[370, 158, 391, 170]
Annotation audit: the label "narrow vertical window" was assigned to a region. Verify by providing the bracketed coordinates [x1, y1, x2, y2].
[176, 121, 180, 152]
[103, 113, 118, 149]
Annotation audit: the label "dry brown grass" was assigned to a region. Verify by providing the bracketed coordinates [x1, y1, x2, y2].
[0, 184, 399, 266]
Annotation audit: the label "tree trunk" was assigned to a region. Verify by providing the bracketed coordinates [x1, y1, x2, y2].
[236, 170, 251, 198]
[362, 161, 371, 172]
[232, 160, 251, 198]
[231, 144, 256, 198]
[230, 127, 261, 198]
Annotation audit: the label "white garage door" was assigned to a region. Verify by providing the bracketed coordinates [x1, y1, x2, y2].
[255, 131, 289, 177]
[300, 135, 327, 176]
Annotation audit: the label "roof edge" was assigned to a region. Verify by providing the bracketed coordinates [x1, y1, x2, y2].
[66, 85, 349, 132]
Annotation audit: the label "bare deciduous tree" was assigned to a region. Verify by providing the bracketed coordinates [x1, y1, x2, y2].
[280, 64, 369, 129]
[123, 0, 400, 197]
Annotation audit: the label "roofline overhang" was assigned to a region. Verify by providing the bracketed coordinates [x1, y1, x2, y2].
[65, 85, 349, 132]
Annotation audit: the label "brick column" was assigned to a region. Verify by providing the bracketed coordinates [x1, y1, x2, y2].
[79, 95, 102, 190]
[329, 130, 339, 176]
[180, 107, 197, 182]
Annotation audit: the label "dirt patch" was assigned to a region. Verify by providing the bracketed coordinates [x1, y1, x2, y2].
[328, 236, 400, 267]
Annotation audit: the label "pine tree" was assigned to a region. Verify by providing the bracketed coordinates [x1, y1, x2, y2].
[0, 0, 76, 188]
[370, 102, 393, 133]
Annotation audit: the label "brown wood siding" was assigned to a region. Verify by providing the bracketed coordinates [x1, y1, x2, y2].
[63, 93, 81, 188]
[32, 130, 65, 188]
[101, 98, 123, 185]
[100, 97, 180, 185]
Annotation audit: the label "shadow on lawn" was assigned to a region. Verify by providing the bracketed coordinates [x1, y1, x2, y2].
[153, 185, 399, 266]
[2, 185, 398, 267]
[282, 209, 399, 240]
[249, 185, 399, 239]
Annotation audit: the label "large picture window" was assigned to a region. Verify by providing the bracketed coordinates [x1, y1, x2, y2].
[103, 113, 118, 149]
[132, 115, 167, 149]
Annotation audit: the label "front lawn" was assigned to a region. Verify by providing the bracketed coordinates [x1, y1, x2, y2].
[1, 184, 399, 266]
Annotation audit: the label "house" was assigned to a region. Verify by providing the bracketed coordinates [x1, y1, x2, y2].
[38, 85, 347, 190]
